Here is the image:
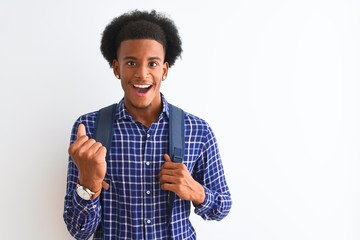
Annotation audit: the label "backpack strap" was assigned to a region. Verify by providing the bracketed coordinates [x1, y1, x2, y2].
[167, 103, 185, 228]
[92, 103, 117, 235]
[168, 104, 185, 163]
[93, 103, 117, 156]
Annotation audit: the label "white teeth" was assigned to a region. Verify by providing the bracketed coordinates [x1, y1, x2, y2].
[134, 84, 151, 88]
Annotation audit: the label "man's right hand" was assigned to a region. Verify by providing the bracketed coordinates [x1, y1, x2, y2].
[68, 123, 107, 198]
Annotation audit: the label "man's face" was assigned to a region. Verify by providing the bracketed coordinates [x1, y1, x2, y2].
[113, 39, 168, 112]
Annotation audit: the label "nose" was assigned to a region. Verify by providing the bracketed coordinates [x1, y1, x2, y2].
[134, 64, 149, 79]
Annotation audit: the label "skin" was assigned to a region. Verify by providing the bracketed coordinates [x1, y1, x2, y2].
[68, 124, 107, 199]
[68, 39, 205, 205]
[159, 154, 205, 206]
[113, 39, 168, 128]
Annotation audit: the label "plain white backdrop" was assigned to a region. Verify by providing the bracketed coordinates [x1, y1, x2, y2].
[1, 0, 359, 239]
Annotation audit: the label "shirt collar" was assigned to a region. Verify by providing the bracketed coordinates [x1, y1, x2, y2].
[114, 93, 171, 121]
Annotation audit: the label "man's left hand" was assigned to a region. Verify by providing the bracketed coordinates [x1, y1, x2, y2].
[159, 154, 205, 206]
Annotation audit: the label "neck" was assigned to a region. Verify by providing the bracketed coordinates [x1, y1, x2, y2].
[125, 101, 162, 128]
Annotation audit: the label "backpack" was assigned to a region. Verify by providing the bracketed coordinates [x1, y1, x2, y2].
[93, 103, 184, 228]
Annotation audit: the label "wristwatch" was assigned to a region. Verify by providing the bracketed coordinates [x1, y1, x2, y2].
[76, 183, 95, 200]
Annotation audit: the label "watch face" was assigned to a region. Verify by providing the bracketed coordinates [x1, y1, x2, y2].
[76, 186, 91, 200]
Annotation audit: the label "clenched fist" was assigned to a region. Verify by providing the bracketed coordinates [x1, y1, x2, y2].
[68, 123, 108, 199]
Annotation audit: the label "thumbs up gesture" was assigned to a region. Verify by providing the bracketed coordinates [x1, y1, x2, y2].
[68, 123, 107, 199]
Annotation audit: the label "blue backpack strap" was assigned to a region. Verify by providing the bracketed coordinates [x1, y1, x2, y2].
[167, 103, 185, 228]
[168, 104, 184, 163]
[93, 103, 117, 157]
[93, 103, 117, 234]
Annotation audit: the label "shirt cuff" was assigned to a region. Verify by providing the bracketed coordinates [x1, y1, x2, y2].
[73, 190, 100, 213]
[194, 186, 214, 216]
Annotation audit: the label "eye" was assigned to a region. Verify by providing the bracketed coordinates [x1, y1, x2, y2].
[149, 62, 158, 68]
[126, 61, 136, 66]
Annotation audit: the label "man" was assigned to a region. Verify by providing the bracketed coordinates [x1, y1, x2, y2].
[63, 9, 232, 240]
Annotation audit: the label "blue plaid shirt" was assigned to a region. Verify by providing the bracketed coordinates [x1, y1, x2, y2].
[63, 94, 232, 239]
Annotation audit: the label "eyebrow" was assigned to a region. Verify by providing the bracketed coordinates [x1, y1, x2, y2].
[122, 56, 162, 61]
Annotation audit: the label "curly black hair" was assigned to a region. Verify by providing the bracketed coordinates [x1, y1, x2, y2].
[100, 9, 182, 68]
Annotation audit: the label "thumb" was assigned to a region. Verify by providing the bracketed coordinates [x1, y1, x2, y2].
[163, 153, 172, 162]
[76, 123, 86, 139]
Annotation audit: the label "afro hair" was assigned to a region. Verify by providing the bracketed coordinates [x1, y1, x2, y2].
[100, 9, 182, 68]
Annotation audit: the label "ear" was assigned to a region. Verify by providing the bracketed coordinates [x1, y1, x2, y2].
[162, 62, 169, 81]
[112, 59, 120, 79]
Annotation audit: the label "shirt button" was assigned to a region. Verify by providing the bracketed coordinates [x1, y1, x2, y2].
[146, 219, 151, 224]
[145, 161, 150, 166]
[146, 190, 151, 195]
[147, 134, 151, 138]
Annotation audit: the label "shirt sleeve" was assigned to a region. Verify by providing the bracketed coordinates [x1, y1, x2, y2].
[193, 125, 232, 220]
[63, 118, 102, 239]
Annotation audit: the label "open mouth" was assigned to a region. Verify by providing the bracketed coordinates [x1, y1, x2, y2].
[133, 84, 152, 94]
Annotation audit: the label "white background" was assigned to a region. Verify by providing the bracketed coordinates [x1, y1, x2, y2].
[1, 0, 359, 239]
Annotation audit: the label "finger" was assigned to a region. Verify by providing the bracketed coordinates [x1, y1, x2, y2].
[77, 123, 86, 139]
[76, 139, 98, 156]
[160, 182, 176, 193]
[164, 153, 172, 162]
[68, 136, 89, 156]
[159, 174, 176, 184]
[90, 143, 105, 159]
[159, 168, 175, 177]
[94, 145, 107, 159]
[102, 181, 110, 190]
